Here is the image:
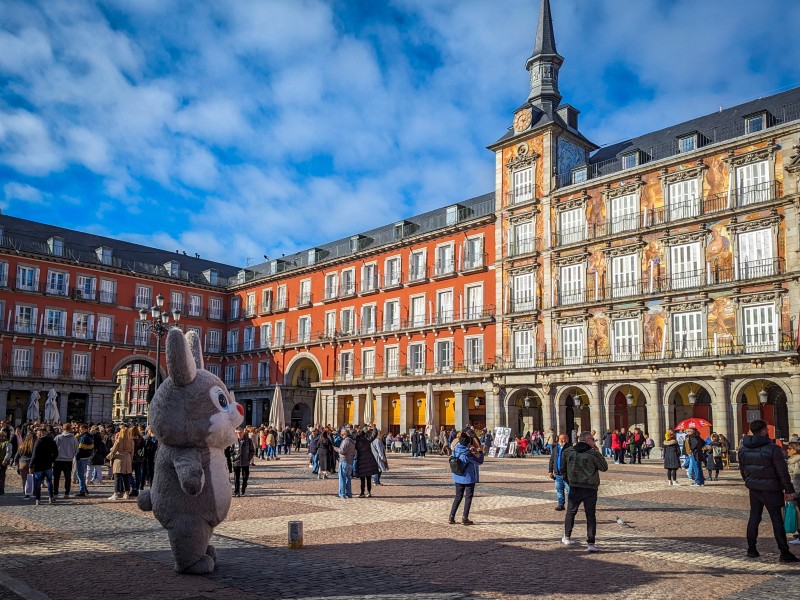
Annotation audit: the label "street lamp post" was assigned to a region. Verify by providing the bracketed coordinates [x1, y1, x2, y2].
[139, 293, 181, 423]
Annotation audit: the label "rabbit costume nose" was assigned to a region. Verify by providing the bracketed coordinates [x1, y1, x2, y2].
[236, 404, 244, 417]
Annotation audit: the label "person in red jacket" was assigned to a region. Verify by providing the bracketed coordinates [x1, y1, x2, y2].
[610, 429, 622, 464]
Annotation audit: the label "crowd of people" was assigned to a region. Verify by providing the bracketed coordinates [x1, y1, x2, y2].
[3, 415, 800, 563]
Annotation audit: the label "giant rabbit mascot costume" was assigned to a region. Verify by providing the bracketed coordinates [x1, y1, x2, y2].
[138, 329, 243, 574]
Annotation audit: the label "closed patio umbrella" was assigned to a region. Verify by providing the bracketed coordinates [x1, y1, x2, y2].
[44, 387, 60, 424]
[27, 390, 41, 422]
[313, 388, 323, 426]
[424, 383, 435, 441]
[268, 385, 286, 430]
[364, 387, 375, 426]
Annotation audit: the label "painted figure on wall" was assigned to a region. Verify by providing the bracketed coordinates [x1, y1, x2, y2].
[587, 250, 606, 296]
[643, 306, 665, 353]
[588, 314, 609, 358]
[708, 297, 735, 339]
[642, 239, 663, 291]
[705, 156, 727, 197]
[586, 192, 605, 235]
[705, 224, 732, 281]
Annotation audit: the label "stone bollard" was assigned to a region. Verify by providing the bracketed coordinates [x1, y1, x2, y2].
[288, 521, 303, 549]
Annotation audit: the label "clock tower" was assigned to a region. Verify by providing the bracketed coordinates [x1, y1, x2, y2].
[525, 0, 563, 117]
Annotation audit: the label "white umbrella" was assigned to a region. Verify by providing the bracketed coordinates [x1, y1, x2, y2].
[424, 383, 435, 440]
[313, 389, 323, 426]
[44, 388, 60, 424]
[268, 385, 286, 430]
[363, 387, 375, 425]
[27, 390, 41, 422]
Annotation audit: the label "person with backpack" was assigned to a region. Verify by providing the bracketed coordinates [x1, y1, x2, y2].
[448, 431, 484, 525]
[706, 434, 723, 481]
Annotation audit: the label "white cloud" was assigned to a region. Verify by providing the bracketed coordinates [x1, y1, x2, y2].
[3, 182, 46, 204]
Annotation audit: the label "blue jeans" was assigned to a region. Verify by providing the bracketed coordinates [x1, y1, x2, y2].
[687, 455, 705, 485]
[132, 461, 145, 491]
[338, 461, 353, 498]
[373, 472, 381, 485]
[76, 458, 90, 493]
[311, 453, 319, 474]
[266, 446, 276, 459]
[33, 469, 53, 500]
[554, 474, 570, 507]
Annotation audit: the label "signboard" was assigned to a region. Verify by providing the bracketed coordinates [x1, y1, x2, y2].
[493, 427, 512, 449]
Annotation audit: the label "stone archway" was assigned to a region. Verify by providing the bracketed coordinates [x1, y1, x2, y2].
[732, 378, 791, 440]
[605, 384, 649, 434]
[284, 353, 322, 388]
[291, 402, 313, 429]
[557, 386, 590, 440]
[110, 355, 161, 422]
[505, 388, 543, 437]
[664, 381, 714, 430]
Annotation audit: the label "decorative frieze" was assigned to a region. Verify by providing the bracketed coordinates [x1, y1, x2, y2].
[722, 142, 778, 168]
[658, 162, 707, 186]
[602, 176, 644, 200]
[506, 142, 538, 170]
[726, 213, 781, 234]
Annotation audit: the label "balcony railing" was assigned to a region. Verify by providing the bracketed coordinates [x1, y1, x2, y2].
[334, 359, 498, 381]
[505, 184, 535, 206]
[0, 365, 95, 380]
[500, 331, 796, 370]
[359, 276, 379, 294]
[338, 283, 357, 298]
[549, 257, 785, 307]
[11, 276, 40, 293]
[509, 240, 536, 257]
[433, 259, 455, 278]
[296, 293, 312, 308]
[227, 377, 271, 390]
[460, 252, 487, 271]
[381, 273, 403, 289]
[555, 180, 781, 247]
[407, 266, 427, 284]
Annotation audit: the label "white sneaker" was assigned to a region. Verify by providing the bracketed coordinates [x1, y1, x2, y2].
[107, 494, 118, 500]
[122, 492, 129, 500]
[789, 538, 800, 545]
[562, 536, 573, 545]
[587, 543, 599, 553]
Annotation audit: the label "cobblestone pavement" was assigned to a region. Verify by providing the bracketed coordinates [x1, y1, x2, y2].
[2, 453, 800, 599]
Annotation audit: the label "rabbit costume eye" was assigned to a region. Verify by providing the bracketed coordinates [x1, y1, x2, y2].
[210, 386, 229, 410]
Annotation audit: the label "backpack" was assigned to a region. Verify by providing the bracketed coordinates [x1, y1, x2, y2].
[449, 452, 467, 476]
[712, 445, 722, 457]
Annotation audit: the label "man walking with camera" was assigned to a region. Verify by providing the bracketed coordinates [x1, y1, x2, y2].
[738, 419, 798, 562]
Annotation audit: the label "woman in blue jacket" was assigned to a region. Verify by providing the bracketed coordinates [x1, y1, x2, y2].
[449, 432, 485, 525]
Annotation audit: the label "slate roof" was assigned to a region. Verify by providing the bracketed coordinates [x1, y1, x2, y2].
[244, 192, 496, 282]
[589, 86, 800, 167]
[531, 0, 559, 59]
[0, 214, 240, 286]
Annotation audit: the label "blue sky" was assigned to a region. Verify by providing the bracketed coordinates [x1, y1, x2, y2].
[1, 0, 799, 267]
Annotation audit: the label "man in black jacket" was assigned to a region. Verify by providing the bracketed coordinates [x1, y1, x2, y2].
[231, 427, 256, 497]
[738, 419, 798, 562]
[30, 427, 58, 505]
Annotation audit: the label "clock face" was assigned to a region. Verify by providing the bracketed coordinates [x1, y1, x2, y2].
[514, 110, 532, 133]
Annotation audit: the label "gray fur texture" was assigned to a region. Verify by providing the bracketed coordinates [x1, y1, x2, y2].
[137, 328, 243, 574]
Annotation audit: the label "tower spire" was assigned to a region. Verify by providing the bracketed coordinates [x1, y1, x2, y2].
[525, 0, 563, 115]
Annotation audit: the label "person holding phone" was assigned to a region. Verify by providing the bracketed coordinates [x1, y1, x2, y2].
[561, 431, 608, 552]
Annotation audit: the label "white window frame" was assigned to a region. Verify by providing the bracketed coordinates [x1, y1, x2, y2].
[340, 307, 354, 336]
[612, 318, 640, 361]
[465, 336, 484, 371]
[224, 365, 236, 387]
[243, 325, 256, 350]
[170, 291, 184, 313]
[384, 300, 400, 331]
[463, 235, 484, 269]
[135, 284, 152, 309]
[15, 304, 36, 334]
[668, 179, 699, 221]
[299, 279, 312, 305]
[513, 330, 534, 368]
[96, 315, 112, 343]
[325, 273, 338, 300]
[260, 323, 272, 348]
[361, 263, 377, 293]
[670, 242, 702, 289]
[47, 270, 69, 296]
[209, 298, 223, 320]
[385, 345, 399, 377]
[324, 311, 336, 337]
[611, 253, 638, 298]
[72, 353, 90, 380]
[207, 329, 222, 353]
[513, 167, 533, 204]
[341, 269, 356, 295]
[409, 295, 426, 327]
[245, 292, 256, 315]
[436, 289, 453, 324]
[276, 285, 287, 310]
[562, 325, 584, 365]
[465, 284, 483, 320]
[75, 275, 95, 300]
[736, 160, 770, 206]
[297, 316, 311, 343]
[362, 348, 375, 378]
[609, 193, 638, 234]
[43, 350, 62, 377]
[72, 312, 93, 340]
[559, 263, 585, 306]
[559, 207, 585, 245]
[435, 243, 455, 276]
[45, 308, 66, 337]
[339, 350, 354, 380]
[384, 256, 402, 287]
[742, 303, 778, 353]
[408, 343, 425, 375]
[738, 228, 774, 279]
[409, 250, 427, 282]
[274, 320, 286, 346]
[99, 279, 115, 304]
[188, 294, 202, 317]
[672, 311, 704, 358]
[12, 347, 32, 376]
[360, 304, 376, 334]
[513, 273, 534, 312]
[512, 221, 533, 256]
[434, 339, 454, 374]
[227, 329, 239, 352]
[16, 265, 38, 292]
[230, 297, 241, 319]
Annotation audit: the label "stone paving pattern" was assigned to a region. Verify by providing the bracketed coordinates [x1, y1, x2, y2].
[2, 453, 800, 599]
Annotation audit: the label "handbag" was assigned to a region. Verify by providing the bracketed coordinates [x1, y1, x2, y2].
[785, 501, 798, 534]
[24, 473, 34, 496]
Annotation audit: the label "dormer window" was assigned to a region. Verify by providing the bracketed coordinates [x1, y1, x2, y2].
[236, 270, 247, 284]
[349, 236, 362, 254]
[446, 205, 459, 226]
[307, 249, 317, 265]
[393, 221, 406, 241]
[164, 260, 180, 276]
[204, 269, 218, 285]
[269, 260, 278, 275]
[745, 113, 765, 134]
[48, 237, 64, 257]
[678, 134, 697, 153]
[571, 166, 587, 185]
[96, 246, 112, 265]
[621, 152, 639, 170]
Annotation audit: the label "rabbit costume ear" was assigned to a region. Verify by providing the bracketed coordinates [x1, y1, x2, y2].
[165, 328, 197, 387]
[185, 329, 205, 371]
